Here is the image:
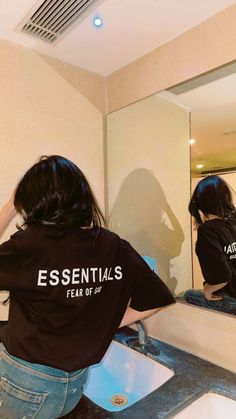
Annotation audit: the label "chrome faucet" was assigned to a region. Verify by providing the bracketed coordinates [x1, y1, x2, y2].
[136, 320, 149, 346]
[125, 319, 160, 355]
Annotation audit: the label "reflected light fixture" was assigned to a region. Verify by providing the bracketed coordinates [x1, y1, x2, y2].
[189, 138, 196, 145]
[196, 164, 204, 169]
[93, 16, 103, 28]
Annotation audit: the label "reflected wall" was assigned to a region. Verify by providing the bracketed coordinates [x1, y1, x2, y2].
[107, 94, 192, 294]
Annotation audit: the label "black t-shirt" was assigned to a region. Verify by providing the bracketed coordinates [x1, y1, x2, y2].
[0, 224, 174, 372]
[196, 218, 236, 297]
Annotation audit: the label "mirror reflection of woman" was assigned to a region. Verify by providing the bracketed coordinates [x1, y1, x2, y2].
[184, 175, 236, 315]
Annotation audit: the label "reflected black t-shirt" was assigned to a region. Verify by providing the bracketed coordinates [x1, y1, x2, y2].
[0, 225, 175, 371]
[196, 219, 236, 298]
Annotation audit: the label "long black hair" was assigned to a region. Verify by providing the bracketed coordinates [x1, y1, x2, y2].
[189, 175, 236, 225]
[14, 155, 105, 228]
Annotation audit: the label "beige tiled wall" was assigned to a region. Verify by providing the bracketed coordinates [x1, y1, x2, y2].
[0, 39, 106, 232]
[106, 2, 236, 113]
[146, 302, 236, 373]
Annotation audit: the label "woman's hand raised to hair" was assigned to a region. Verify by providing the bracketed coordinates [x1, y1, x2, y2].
[5, 190, 17, 215]
[0, 191, 17, 238]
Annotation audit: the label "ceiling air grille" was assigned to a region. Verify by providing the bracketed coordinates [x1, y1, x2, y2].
[20, 0, 98, 44]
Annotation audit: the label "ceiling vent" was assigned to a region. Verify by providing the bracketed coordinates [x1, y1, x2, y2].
[18, 0, 100, 44]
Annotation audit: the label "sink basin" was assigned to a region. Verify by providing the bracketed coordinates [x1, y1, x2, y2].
[84, 340, 174, 411]
[174, 393, 236, 419]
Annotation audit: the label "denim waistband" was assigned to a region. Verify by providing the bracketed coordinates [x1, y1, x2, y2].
[0, 343, 86, 382]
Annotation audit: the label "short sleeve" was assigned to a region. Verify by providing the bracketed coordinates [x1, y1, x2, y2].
[196, 225, 232, 285]
[123, 241, 175, 311]
[0, 238, 19, 291]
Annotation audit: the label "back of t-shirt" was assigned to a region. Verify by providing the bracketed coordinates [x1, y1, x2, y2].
[0, 224, 174, 371]
[196, 218, 236, 297]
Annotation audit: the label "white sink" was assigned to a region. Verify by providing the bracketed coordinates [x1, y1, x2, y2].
[174, 393, 236, 419]
[84, 340, 174, 411]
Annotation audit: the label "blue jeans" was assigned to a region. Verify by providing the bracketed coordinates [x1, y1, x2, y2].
[183, 289, 236, 315]
[0, 343, 88, 418]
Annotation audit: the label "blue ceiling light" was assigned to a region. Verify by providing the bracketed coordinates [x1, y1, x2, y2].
[93, 16, 103, 28]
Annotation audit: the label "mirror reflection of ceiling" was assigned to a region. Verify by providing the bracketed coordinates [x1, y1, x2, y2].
[166, 63, 236, 177]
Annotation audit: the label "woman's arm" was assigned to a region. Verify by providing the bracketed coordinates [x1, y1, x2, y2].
[0, 194, 16, 238]
[204, 282, 228, 301]
[119, 306, 162, 328]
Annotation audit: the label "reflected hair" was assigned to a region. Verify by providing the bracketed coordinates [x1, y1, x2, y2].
[189, 175, 236, 226]
[14, 155, 105, 228]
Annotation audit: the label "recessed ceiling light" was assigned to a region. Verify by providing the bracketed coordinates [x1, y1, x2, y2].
[189, 138, 196, 145]
[196, 164, 204, 169]
[93, 16, 103, 28]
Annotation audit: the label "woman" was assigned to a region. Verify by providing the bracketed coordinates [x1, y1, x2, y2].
[0, 155, 175, 418]
[184, 175, 236, 315]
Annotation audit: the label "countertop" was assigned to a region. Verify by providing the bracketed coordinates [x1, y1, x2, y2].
[64, 327, 236, 419]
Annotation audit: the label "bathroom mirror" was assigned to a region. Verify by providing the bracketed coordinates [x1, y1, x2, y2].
[106, 92, 192, 296]
[106, 61, 236, 315]
[167, 63, 236, 302]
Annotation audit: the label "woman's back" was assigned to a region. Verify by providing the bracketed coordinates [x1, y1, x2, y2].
[0, 224, 173, 371]
[0, 155, 175, 418]
[196, 218, 236, 298]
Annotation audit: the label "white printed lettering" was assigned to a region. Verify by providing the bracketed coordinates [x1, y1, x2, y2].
[101, 268, 108, 282]
[81, 268, 89, 284]
[49, 270, 59, 286]
[90, 268, 98, 282]
[108, 267, 114, 280]
[94, 286, 102, 294]
[37, 270, 48, 286]
[61, 269, 71, 285]
[85, 287, 93, 296]
[72, 268, 80, 284]
[37, 266, 123, 287]
[114, 266, 122, 280]
[67, 288, 84, 298]
[227, 245, 233, 254]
